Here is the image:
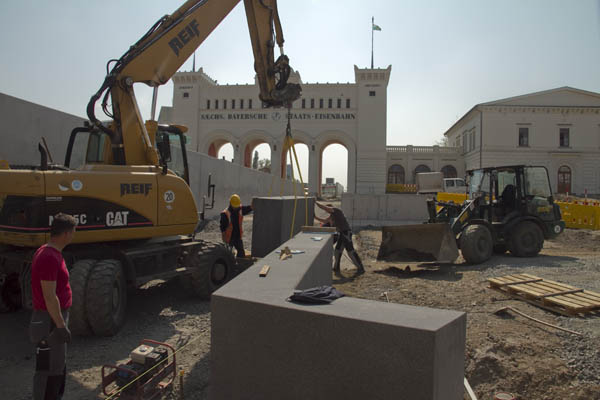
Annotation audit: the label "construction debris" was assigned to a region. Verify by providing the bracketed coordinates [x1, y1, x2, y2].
[259, 265, 270, 277]
[493, 306, 583, 336]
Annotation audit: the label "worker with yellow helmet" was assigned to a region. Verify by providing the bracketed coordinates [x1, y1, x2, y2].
[220, 194, 253, 258]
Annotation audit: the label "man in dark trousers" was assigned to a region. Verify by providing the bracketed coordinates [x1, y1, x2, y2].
[220, 194, 253, 258]
[29, 213, 77, 400]
[314, 202, 364, 275]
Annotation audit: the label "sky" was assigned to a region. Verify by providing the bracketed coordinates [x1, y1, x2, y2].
[1, 0, 599, 188]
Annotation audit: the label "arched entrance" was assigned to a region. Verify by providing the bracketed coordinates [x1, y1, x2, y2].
[557, 165, 571, 194]
[281, 141, 309, 183]
[207, 139, 234, 161]
[441, 165, 457, 178]
[319, 142, 348, 197]
[387, 164, 405, 184]
[244, 139, 272, 172]
[413, 164, 431, 183]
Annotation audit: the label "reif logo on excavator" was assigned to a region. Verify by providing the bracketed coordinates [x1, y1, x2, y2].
[169, 19, 200, 57]
[121, 183, 152, 196]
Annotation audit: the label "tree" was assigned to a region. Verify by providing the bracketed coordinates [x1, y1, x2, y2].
[258, 158, 271, 173]
[434, 136, 449, 147]
[252, 151, 259, 169]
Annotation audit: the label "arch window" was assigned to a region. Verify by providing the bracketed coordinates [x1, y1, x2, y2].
[387, 164, 405, 184]
[441, 165, 457, 178]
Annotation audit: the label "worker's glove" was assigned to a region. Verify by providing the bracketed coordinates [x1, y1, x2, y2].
[54, 327, 71, 343]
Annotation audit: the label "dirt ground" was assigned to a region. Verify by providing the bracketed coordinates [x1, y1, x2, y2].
[1, 212, 600, 399]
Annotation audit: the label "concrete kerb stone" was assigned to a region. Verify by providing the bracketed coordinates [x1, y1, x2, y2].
[210, 230, 466, 400]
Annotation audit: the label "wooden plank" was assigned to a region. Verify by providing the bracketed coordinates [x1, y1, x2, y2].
[259, 265, 270, 277]
[495, 278, 544, 287]
[562, 293, 600, 307]
[488, 274, 600, 316]
[543, 296, 589, 310]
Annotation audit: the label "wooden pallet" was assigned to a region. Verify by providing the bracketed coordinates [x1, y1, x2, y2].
[487, 273, 600, 316]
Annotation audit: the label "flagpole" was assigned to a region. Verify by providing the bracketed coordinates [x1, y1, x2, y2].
[371, 16, 374, 69]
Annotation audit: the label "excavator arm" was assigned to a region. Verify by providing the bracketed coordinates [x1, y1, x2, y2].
[87, 0, 301, 166]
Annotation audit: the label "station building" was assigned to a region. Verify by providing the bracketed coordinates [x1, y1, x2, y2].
[445, 87, 600, 195]
[159, 66, 391, 196]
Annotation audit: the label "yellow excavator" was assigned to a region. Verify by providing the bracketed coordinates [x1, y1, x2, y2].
[0, 0, 301, 336]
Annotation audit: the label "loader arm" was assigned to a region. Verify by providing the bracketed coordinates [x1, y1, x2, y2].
[87, 0, 301, 166]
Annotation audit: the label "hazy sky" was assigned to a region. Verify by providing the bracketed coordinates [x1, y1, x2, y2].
[1, 0, 599, 188]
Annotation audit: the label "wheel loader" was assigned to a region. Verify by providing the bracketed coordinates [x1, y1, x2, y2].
[378, 165, 565, 265]
[0, 0, 301, 336]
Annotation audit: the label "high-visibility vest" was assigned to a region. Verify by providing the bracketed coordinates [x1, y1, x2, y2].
[222, 208, 243, 243]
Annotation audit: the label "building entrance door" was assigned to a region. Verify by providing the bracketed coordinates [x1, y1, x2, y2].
[557, 165, 571, 194]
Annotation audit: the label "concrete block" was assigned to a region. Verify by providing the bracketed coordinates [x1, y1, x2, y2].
[211, 232, 466, 400]
[250, 196, 315, 257]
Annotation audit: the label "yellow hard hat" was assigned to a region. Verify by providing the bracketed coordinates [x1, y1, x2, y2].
[230, 194, 241, 208]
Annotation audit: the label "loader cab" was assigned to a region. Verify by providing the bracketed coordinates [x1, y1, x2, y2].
[465, 166, 563, 236]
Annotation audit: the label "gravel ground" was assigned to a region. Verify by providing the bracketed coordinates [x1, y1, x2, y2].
[1, 213, 599, 399]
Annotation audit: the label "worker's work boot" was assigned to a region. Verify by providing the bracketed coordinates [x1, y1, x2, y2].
[333, 249, 342, 275]
[349, 250, 365, 275]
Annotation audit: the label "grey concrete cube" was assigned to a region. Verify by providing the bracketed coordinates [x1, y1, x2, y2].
[210, 232, 466, 400]
[251, 196, 315, 257]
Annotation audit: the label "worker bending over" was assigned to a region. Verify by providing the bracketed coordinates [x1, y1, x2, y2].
[220, 194, 253, 258]
[315, 202, 364, 275]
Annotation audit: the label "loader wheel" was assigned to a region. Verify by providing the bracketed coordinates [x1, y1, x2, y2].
[509, 221, 543, 257]
[493, 244, 507, 254]
[69, 259, 97, 336]
[85, 259, 127, 336]
[187, 241, 236, 300]
[459, 224, 493, 265]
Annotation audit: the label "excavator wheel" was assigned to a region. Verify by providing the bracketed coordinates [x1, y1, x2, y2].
[187, 241, 236, 300]
[459, 224, 493, 265]
[85, 259, 127, 336]
[508, 221, 543, 257]
[69, 259, 97, 336]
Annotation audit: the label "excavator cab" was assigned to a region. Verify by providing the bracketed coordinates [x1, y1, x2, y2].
[64, 122, 190, 185]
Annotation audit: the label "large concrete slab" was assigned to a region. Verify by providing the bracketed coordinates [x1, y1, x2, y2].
[342, 192, 431, 227]
[211, 231, 466, 400]
[250, 196, 315, 257]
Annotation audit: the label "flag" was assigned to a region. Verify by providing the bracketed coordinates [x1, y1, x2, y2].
[372, 23, 381, 31]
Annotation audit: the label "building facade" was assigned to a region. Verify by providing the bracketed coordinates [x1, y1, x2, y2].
[444, 87, 600, 195]
[385, 145, 463, 186]
[159, 65, 391, 195]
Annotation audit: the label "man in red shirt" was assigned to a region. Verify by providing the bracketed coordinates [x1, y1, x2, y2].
[29, 213, 77, 400]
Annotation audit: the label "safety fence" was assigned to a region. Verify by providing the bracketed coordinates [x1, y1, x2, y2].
[386, 183, 417, 193]
[435, 193, 600, 231]
[555, 201, 600, 230]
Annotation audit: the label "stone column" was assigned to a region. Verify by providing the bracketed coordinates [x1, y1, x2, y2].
[308, 142, 319, 196]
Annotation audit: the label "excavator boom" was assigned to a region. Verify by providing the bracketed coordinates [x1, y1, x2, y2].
[88, 0, 301, 166]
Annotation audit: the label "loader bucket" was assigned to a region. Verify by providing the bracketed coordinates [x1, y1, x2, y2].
[377, 223, 459, 263]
